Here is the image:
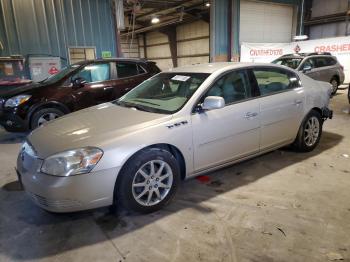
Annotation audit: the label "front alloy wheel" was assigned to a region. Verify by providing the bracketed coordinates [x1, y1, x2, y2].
[132, 160, 173, 207]
[116, 148, 180, 213]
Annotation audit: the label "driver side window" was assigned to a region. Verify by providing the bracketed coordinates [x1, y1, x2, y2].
[72, 63, 110, 83]
[203, 70, 252, 105]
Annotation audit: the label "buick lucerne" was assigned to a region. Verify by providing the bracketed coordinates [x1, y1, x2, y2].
[17, 63, 333, 213]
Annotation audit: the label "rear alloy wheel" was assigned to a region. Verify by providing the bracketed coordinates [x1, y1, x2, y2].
[293, 110, 323, 152]
[31, 108, 64, 130]
[116, 148, 180, 213]
[330, 78, 339, 95]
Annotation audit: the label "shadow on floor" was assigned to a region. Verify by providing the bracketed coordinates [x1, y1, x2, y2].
[0, 130, 28, 144]
[0, 131, 343, 260]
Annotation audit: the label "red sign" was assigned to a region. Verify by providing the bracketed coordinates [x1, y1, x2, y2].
[48, 66, 59, 75]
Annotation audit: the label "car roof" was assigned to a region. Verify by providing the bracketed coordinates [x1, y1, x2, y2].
[278, 52, 335, 59]
[166, 62, 285, 74]
[74, 57, 153, 65]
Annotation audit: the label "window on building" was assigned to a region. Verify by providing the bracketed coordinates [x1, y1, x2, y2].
[69, 47, 96, 64]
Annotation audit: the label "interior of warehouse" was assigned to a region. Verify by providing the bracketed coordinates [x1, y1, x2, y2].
[0, 0, 349, 261]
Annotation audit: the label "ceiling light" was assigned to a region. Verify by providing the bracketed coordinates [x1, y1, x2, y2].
[205, 2, 210, 7]
[151, 17, 160, 24]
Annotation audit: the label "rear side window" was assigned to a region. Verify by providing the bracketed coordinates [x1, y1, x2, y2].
[326, 57, 337, 66]
[313, 57, 329, 68]
[116, 62, 138, 78]
[253, 68, 300, 96]
[146, 62, 161, 74]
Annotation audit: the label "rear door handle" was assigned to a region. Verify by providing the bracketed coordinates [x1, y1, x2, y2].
[245, 112, 258, 119]
[294, 99, 303, 105]
[103, 86, 114, 90]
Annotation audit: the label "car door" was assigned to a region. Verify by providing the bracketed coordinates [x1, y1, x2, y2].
[300, 58, 320, 80]
[192, 69, 260, 172]
[252, 67, 305, 151]
[313, 57, 331, 82]
[70, 62, 115, 106]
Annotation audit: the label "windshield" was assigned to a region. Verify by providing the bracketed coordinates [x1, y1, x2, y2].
[115, 72, 210, 114]
[272, 58, 303, 69]
[41, 64, 80, 84]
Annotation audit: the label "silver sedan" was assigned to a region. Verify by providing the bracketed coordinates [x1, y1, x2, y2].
[17, 63, 333, 213]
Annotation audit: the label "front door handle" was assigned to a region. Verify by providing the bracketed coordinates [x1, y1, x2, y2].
[245, 112, 258, 119]
[294, 99, 303, 105]
[103, 86, 114, 90]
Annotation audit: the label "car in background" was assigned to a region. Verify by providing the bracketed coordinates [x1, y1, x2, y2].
[0, 58, 160, 132]
[17, 63, 333, 213]
[272, 52, 344, 95]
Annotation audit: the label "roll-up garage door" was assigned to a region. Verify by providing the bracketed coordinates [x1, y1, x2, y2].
[240, 0, 294, 43]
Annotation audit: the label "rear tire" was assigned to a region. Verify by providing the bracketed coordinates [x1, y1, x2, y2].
[30, 108, 64, 130]
[115, 148, 180, 213]
[330, 77, 339, 95]
[293, 110, 323, 152]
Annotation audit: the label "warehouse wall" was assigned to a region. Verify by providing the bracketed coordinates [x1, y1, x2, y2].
[177, 20, 209, 67]
[309, 0, 348, 39]
[137, 20, 209, 70]
[0, 0, 116, 63]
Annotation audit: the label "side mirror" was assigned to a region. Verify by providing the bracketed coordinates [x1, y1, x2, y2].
[202, 96, 225, 111]
[302, 65, 312, 73]
[72, 77, 86, 89]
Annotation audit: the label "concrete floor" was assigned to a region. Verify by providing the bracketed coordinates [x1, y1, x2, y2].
[0, 90, 349, 262]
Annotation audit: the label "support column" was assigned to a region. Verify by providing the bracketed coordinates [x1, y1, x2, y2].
[159, 26, 178, 67]
[210, 0, 240, 62]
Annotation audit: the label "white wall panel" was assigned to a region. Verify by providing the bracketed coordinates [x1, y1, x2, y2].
[152, 59, 173, 70]
[147, 44, 171, 58]
[177, 39, 209, 56]
[178, 56, 209, 67]
[177, 20, 209, 40]
[240, 0, 294, 43]
[146, 31, 168, 45]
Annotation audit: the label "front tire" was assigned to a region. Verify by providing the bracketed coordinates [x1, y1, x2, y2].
[293, 110, 323, 152]
[115, 148, 180, 213]
[31, 108, 64, 130]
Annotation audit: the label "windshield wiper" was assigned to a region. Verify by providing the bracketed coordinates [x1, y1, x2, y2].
[115, 100, 152, 112]
[132, 99, 160, 106]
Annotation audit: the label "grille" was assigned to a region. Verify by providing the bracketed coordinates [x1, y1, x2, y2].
[29, 192, 82, 209]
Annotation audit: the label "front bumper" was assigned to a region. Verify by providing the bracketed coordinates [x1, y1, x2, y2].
[0, 108, 29, 132]
[17, 151, 120, 213]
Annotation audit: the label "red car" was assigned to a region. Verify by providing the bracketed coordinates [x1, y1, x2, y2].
[0, 58, 160, 132]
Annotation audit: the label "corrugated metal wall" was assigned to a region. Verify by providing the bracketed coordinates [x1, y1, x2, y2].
[0, 0, 116, 64]
[309, 0, 347, 39]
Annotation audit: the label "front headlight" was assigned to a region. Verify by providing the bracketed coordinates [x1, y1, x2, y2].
[5, 95, 31, 107]
[41, 147, 103, 176]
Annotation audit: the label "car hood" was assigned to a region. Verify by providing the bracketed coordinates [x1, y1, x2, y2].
[0, 82, 45, 98]
[28, 102, 172, 158]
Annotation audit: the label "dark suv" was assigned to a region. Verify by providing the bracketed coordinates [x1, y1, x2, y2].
[0, 58, 160, 132]
[272, 52, 344, 94]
